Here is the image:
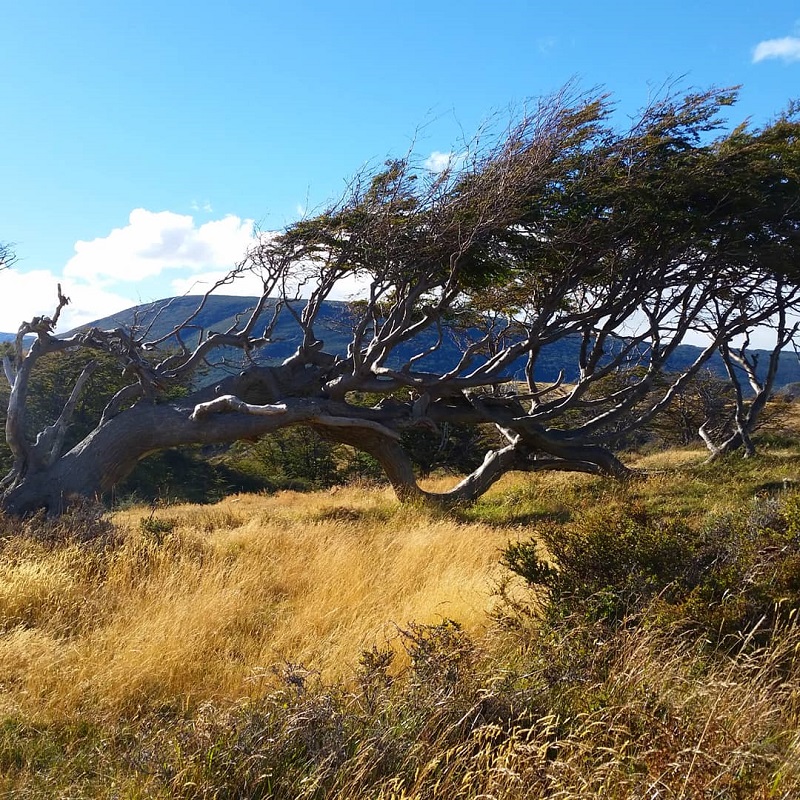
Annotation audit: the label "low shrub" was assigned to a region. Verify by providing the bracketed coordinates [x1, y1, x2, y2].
[502, 493, 800, 649]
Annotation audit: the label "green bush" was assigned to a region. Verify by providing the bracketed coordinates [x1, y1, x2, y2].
[227, 427, 386, 491]
[502, 493, 800, 649]
[502, 502, 695, 624]
[115, 447, 265, 505]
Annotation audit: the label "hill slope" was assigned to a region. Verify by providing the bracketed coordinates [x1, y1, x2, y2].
[66, 295, 800, 387]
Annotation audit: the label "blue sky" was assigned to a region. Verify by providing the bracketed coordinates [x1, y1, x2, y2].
[1, 0, 799, 332]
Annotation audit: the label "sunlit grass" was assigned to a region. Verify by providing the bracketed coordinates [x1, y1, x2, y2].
[0, 488, 511, 719]
[1, 435, 800, 797]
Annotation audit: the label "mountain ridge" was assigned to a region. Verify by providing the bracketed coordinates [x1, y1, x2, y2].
[4, 295, 798, 387]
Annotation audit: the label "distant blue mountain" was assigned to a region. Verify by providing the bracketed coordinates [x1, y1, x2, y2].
[63, 295, 800, 389]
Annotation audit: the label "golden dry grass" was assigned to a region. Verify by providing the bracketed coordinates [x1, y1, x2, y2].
[0, 485, 511, 719]
[2, 462, 800, 797]
[342, 621, 800, 799]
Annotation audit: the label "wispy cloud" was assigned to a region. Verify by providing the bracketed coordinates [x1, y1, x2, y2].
[424, 151, 453, 173]
[190, 200, 214, 213]
[536, 36, 558, 56]
[752, 36, 800, 63]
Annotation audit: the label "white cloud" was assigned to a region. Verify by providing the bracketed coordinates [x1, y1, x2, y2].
[64, 209, 255, 284]
[0, 209, 257, 333]
[0, 269, 62, 333]
[0, 209, 376, 336]
[0, 269, 133, 333]
[423, 150, 468, 174]
[753, 36, 800, 63]
[424, 151, 455, 173]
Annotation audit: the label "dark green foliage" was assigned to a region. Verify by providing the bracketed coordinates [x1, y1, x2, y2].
[400, 422, 500, 478]
[23, 350, 128, 446]
[0, 347, 137, 462]
[503, 503, 696, 625]
[243, 427, 341, 489]
[501, 539, 558, 587]
[138, 512, 178, 541]
[116, 447, 266, 506]
[502, 493, 800, 649]
[228, 427, 385, 491]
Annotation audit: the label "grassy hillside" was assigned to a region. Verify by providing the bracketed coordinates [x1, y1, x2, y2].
[1, 444, 800, 797]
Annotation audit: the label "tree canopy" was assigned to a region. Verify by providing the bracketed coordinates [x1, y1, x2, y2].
[3, 86, 800, 515]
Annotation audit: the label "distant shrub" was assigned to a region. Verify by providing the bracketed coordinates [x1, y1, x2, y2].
[116, 446, 265, 506]
[139, 513, 177, 543]
[228, 427, 386, 491]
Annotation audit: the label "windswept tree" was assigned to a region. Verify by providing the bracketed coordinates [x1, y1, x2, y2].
[2, 87, 800, 516]
[693, 112, 800, 459]
[698, 278, 800, 460]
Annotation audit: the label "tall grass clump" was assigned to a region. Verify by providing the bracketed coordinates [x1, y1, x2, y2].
[0, 487, 510, 718]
